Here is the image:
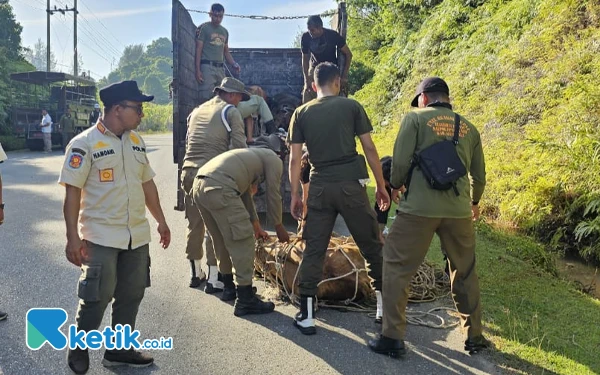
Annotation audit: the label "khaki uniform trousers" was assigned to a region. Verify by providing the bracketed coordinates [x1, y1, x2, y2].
[43, 133, 52, 152]
[193, 177, 254, 286]
[299, 181, 383, 296]
[62, 132, 75, 151]
[199, 64, 225, 102]
[382, 212, 483, 340]
[75, 241, 150, 332]
[181, 167, 217, 266]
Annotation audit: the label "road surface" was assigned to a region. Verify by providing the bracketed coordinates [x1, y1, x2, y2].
[0, 134, 502, 374]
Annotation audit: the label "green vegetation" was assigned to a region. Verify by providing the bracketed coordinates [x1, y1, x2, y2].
[347, 0, 600, 262]
[0, 2, 35, 139]
[100, 38, 173, 105]
[99, 37, 173, 132]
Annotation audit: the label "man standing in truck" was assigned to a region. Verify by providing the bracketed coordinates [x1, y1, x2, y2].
[89, 103, 101, 127]
[195, 3, 241, 103]
[301, 15, 353, 103]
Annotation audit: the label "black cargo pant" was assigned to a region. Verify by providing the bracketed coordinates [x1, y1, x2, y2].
[299, 180, 383, 296]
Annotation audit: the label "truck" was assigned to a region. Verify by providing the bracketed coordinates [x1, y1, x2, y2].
[9, 71, 97, 151]
[171, 0, 348, 217]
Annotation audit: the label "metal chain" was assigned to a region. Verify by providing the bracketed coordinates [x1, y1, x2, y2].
[186, 8, 337, 20]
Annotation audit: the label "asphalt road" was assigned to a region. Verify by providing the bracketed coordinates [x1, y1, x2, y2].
[0, 134, 502, 375]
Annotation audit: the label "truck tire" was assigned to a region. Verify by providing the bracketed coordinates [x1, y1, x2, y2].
[26, 139, 44, 151]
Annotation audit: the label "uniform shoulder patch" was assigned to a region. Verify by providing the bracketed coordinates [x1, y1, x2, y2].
[71, 147, 86, 156]
[68, 152, 84, 169]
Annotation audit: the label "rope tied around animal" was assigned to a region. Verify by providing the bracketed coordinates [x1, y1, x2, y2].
[254, 235, 459, 329]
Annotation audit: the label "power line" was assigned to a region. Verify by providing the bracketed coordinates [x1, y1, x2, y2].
[78, 14, 122, 57]
[11, 0, 44, 11]
[79, 0, 126, 49]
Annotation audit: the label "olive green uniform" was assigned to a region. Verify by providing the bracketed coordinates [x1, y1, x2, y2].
[196, 22, 228, 101]
[182, 97, 247, 271]
[192, 148, 283, 286]
[383, 105, 486, 341]
[288, 96, 383, 296]
[60, 113, 76, 150]
[58, 122, 155, 332]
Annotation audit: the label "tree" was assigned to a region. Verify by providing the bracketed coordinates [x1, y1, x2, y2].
[118, 44, 144, 69]
[0, 2, 23, 60]
[143, 74, 168, 104]
[146, 38, 172, 59]
[291, 27, 303, 48]
[24, 39, 57, 71]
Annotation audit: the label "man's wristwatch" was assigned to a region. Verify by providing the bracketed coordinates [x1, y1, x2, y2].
[0, 203, 4, 209]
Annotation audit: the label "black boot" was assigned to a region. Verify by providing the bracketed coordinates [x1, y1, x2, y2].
[67, 348, 89, 374]
[464, 335, 491, 354]
[368, 334, 406, 358]
[294, 295, 316, 335]
[220, 274, 236, 301]
[189, 260, 206, 288]
[233, 285, 275, 316]
[204, 266, 224, 294]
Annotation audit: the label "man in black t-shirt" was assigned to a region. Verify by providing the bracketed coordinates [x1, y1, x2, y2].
[300, 15, 353, 103]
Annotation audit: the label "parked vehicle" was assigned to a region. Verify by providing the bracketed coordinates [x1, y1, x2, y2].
[171, 0, 347, 215]
[9, 71, 97, 151]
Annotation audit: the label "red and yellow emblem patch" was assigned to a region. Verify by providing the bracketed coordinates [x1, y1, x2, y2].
[99, 168, 114, 182]
[68, 153, 83, 169]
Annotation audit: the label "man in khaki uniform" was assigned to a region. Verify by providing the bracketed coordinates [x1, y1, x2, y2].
[59, 81, 171, 374]
[237, 94, 276, 144]
[195, 3, 241, 102]
[368, 77, 489, 358]
[60, 106, 76, 151]
[182, 77, 249, 291]
[288, 62, 389, 335]
[192, 146, 290, 316]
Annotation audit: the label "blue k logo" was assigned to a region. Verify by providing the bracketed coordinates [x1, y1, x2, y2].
[26, 308, 68, 350]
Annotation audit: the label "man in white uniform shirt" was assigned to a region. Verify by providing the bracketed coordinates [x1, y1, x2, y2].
[59, 81, 171, 374]
[40, 109, 53, 153]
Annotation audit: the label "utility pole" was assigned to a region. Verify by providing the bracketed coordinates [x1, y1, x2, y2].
[73, 0, 78, 77]
[46, 0, 51, 72]
[46, 2, 79, 75]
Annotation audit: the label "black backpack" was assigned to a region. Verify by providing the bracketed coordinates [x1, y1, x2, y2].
[405, 113, 467, 198]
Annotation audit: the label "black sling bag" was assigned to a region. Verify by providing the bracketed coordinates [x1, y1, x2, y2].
[404, 113, 467, 198]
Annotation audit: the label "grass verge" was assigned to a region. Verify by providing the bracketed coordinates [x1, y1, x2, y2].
[366, 186, 600, 375]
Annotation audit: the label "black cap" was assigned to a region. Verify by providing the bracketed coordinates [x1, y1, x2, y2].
[99, 80, 154, 107]
[410, 77, 449, 107]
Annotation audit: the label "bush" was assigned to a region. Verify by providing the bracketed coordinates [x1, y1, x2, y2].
[139, 102, 172, 133]
[0, 135, 25, 151]
[347, 0, 600, 263]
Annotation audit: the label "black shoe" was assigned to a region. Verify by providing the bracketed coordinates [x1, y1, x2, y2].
[67, 348, 89, 374]
[189, 260, 206, 288]
[293, 295, 316, 335]
[368, 334, 406, 358]
[102, 349, 154, 368]
[204, 282, 224, 294]
[220, 273, 236, 301]
[464, 335, 491, 354]
[233, 285, 275, 316]
[0, 310, 7, 321]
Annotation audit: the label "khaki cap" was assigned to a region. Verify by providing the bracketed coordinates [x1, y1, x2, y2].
[213, 77, 251, 101]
